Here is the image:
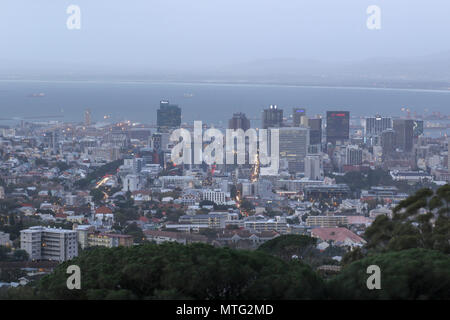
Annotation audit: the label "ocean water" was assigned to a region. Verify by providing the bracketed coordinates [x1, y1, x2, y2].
[0, 80, 449, 135]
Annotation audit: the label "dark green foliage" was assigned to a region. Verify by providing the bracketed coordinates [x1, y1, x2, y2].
[258, 235, 345, 267]
[334, 169, 432, 195]
[114, 207, 139, 225]
[55, 161, 70, 172]
[12, 249, 29, 261]
[328, 249, 450, 300]
[90, 188, 105, 203]
[258, 235, 317, 261]
[0, 246, 10, 261]
[341, 247, 365, 266]
[240, 200, 255, 211]
[34, 243, 325, 300]
[34, 158, 48, 167]
[0, 247, 29, 263]
[335, 169, 393, 193]
[123, 222, 145, 244]
[364, 185, 450, 254]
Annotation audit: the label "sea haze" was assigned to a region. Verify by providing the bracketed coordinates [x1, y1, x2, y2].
[0, 80, 449, 131]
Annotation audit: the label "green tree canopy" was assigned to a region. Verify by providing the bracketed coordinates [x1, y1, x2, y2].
[364, 185, 450, 254]
[33, 242, 325, 300]
[328, 248, 450, 300]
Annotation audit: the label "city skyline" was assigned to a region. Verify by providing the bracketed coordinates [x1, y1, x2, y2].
[0, 0, 449, 305]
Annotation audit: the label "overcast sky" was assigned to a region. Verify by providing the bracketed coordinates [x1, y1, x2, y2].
[0, 0, 449, 73]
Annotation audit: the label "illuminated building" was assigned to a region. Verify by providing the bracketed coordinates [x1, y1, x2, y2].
[20, 226, 78, 262]
[326, 111, 350, 145]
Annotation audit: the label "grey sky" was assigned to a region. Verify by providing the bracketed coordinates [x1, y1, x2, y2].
[0, 0, 449, 73]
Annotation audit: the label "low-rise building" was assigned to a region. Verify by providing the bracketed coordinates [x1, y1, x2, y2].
[0, 231, 11, 247]
[144, 230, 208, 245]
[243, 217, 288, 234]
[390, 170, 433, 183]
[306, 215, 348, 228]
[20, 226, 78, 262]
[87, 233, 133, 248]
[310, 227, 366, 248]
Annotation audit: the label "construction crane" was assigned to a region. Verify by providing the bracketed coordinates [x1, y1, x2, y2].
[400, 107, 411, 119]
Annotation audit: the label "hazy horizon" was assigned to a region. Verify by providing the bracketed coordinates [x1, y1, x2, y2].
[1, 0, 449, 76]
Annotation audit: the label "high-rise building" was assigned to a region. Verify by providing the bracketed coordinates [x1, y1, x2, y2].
[308, 118, 322, 146]
[278, 127, 309, 173]
[84, 109, 92, 126]
[151, 133, 166, 164]
[293, 108, 307, 127]
[229, 112, 250, 131]
[365, 116, 392, 136]
[381, 129, 395, 158]
[44, 130, 59, 153]
[262, 105, 283, 129]
[20, 226, 78, 262]
[326, 111, 350, 145]
[345, 145, 363, 165]
[393, 119, 415, 152]
[152, 133, 162, 151]
[157, 100, 181, 132]
[305, 155, 324, 180]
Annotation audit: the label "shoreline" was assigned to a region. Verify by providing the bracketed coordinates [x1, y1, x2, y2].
[0, 78, 449, 94]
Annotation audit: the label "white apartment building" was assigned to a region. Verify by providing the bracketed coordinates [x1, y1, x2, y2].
[345, 145, 363, 166]
[202, 189, 226, 205]
[122, 174, 142, 192]
[306, 215, 349, 228]
[305, 155, 324, 180]
[244, 217, 288, 234]
[160, 176, 194, 188]
[20, 226, 78, 262]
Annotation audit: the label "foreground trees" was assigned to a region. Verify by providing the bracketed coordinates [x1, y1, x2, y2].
[2, 185, 449, 300]
[364, 185, 450, 254]
[257, 234, 344, 267]
[33, 243, 326, 300]
[329, 248, 450, 300]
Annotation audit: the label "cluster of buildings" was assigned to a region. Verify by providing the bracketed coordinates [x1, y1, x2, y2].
[0, 100, 448, 265]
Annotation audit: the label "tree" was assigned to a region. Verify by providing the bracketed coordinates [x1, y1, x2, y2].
[124, 222, 145, 244]
[90, 189, 105, 203]
[55, 162, 70, 172]
[240, 200, 255, 211]
[258, 235, 317, 261]
[12, 249, 29, 262]
[328, 248, 450, 300]
[32, 243, 326, 300]
[363, 185, 450, 254]
[0, 246, 11, 261]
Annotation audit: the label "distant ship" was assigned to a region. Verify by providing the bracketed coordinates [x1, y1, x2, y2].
[183, 93, 194, 98]
[28, 93, 45, 98]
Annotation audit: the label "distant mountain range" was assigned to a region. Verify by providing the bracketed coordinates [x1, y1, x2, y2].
[1, 52, 449, 90]
[186, 51, 450, 89]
